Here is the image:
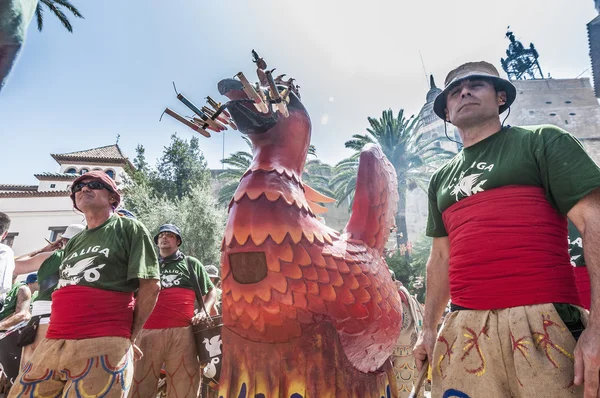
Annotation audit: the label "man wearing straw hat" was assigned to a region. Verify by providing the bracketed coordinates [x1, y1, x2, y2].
[129, 223, 216, 398]
[413, 61, 600, 397]
[9, 170, 161, 397]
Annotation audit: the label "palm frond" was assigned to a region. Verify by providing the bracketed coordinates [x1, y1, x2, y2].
[40, 0, 74, 32]
[35, 3, 44, 31]
[51, 0, 84, 18]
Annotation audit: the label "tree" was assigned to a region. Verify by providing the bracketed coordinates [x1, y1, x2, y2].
[153, 134, 211, 200]
[387, 234, 431, 303]
[124, 183, 226, 265]
[35, 0, 84, 33]
[217, 137, 328, 205]
[331, 109, 454, 250]
[123, 134, 226, 264]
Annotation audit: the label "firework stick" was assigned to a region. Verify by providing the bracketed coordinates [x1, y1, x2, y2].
[176, 93, 205, 117]
[164, 108, 211, 137]
[206, 96, 232, 118]
[408, 358, 429, 398]
[201, 106, 230, 125]
[201, 114, 226, 131]
[265, 70, 289, 117]
[235, 72, 269, 113]
[192, 118, 221, 133]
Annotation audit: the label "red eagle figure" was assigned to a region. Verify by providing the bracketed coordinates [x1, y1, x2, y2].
[216, 66, 402, 398]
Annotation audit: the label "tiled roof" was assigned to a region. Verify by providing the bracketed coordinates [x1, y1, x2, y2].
[0, 185, 38, 191]
[51, 144, 132, 167]
[34, 172, 79, 181]
[0, 190, 70, 198]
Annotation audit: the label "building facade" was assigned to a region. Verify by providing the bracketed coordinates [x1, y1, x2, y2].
[0, 144, 131, 256]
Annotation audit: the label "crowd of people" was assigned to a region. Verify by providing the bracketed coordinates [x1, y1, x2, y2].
[1, 58, 599, 398]
[0, 170, 221, 397]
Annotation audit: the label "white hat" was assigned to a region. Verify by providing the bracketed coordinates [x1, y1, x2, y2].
[61, 224, 85, 240]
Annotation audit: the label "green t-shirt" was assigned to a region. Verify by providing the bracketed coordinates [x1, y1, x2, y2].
[58, 215, 160, 292]
[35, 250, 64, 302]
[568, 221, 585, 267]
[160, 255, 214, 296]
[0, 283, 25, 320]
[427, 125, 600, 237]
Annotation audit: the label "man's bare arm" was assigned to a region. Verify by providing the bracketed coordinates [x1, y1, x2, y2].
[0, 286, 32, 330]
[130, 278, 160, 343]
[202, 288, 217, 316]
[422, 237, 451, 330]
[413, 236, 451, 371]
[14, 251, 53, 276]
[567, 187, 600, 396]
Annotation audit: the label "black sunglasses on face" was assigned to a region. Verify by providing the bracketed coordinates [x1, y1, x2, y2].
[72, 181, 108, 193]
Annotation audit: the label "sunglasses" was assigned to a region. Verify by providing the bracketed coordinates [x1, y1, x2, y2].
[72, 181, 108, 193]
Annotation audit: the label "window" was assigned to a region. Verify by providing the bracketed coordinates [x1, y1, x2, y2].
[105, 170, 115, 179]
[48, 227, 67, 242]
[1, 232, 18, 248]
[550, 113, 557, 116]
[529, 110, 535, 115]
[50, 184, 56, 188]
[565, 101, 572, 104]
[80, 168, 89, 175]
[569, 113, 576, 116]
[545, 101, 552, 104]
[66, 168, 77, 174]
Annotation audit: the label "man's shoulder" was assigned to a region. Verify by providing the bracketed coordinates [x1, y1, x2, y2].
[185, 255, 203, 266]
[0, 243, 14, 257]
[110, 215, 152, 237]
[509, 124, 570, 141]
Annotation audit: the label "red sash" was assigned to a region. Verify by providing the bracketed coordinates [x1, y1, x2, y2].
[47, 285, 135, 339]
[144, 288, 196, 329]
[574, 267, 591, 310]
[442, 185, 581, 310]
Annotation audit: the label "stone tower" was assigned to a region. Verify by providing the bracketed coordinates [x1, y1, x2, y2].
[404, 76, 461, 243]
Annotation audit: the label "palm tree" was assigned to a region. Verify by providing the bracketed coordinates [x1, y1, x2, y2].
[331, 109, 454, 252]
[217, 137, 329, 205]
[35, 0, 84, 33]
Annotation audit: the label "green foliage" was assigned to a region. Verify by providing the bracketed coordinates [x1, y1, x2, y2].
[387, 234, 431, 303]
[153, 134, 211, 199]
[124, 184, 225, 265]
[36, 0, 84, 33]
[332, 109, 454, 246]
[123, 134, 225, 264]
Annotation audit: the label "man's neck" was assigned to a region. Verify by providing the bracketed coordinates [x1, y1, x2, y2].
[159, 248, 178, 259]
[457, 118, 503, 148]
[84, 208, 112, 229]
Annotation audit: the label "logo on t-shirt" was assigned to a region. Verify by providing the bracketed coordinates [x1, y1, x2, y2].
[447, 162, 494, 201]
[58, 246, 110, 288]
[161, 273, 182, 288]
[569, 235, 583, 266]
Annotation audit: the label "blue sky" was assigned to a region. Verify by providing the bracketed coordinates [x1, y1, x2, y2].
[0, 0, 597, 184]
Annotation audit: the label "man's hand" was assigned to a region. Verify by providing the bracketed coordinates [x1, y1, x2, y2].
[192, 311, 208, 325]
[413, 328, 437, 372]
[574, 324, 600, 397]
[131, 342, 143, 361]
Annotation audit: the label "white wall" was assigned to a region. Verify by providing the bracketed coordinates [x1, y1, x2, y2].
[0, 196, 85, 256]
[58, 164, 125, 184]
[38, 180, 72, 191]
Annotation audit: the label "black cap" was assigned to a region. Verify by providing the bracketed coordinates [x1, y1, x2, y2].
[153, 224, 182, 246]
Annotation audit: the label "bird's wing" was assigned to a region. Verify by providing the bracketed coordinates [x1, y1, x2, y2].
[344, 144, 398, 253]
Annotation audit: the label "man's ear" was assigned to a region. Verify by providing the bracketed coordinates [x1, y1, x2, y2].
[498, 91, 507, 105]
[444, 108, 451, 123]
[0, 231, 8, 241]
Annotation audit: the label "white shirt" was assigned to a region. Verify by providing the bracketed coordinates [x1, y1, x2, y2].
[0, 243, 15, 300]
